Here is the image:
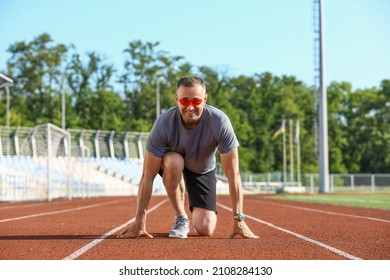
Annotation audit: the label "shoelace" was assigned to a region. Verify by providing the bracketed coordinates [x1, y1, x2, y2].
[173, 217, 188, 229]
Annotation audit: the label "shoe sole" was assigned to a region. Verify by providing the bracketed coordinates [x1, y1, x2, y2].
[168, 232, 188, 238]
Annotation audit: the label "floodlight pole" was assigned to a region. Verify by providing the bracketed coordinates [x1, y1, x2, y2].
[0, 74, 13, 128]
[61, 72, 66, 130]
[5, 84, 10, 129]
[318, 0, 330, 193]
[0, 73, 14, 156]
[4, 85, 10, 156]
[156, 78, 160, 120]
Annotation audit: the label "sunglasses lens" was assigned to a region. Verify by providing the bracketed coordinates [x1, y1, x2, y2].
[192, 99, 202, 106]
[178, 98, 202, 107]
[179, 99, 191, 106]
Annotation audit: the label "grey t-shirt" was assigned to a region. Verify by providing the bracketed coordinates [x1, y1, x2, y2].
[146, 104, 239, 174]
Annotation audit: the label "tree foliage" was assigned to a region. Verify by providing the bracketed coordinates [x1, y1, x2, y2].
[1, 33, 389, 174]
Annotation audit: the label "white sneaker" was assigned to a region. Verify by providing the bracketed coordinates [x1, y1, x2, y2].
[169, 215, 190, 238]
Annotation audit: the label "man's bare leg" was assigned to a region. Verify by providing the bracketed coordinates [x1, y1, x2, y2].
[192, 207, 217, 236]
[161, 152, 186, 215]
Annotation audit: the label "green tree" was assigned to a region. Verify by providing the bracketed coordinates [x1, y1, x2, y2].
[67, 51, 116, 128]
[2, 33, 389, 174]
[349, 82, 389, 173]
[326, 82, 350, 173]
[121, 40, 185, 130]
[5, 33, 67, 126]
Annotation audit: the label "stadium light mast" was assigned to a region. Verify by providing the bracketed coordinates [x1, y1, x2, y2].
[318, 0, 330, 193]
[61, 72, 66, 130]
[0, 73, 14, 156]
[156, 77, 160, 120]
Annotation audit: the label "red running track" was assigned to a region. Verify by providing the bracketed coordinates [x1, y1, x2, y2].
[0, 195, 389, 260]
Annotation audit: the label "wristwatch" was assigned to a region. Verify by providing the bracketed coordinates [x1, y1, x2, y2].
[233, 213, 245, 221]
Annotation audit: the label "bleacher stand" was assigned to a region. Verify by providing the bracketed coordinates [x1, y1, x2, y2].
[0, 124, 172, 202]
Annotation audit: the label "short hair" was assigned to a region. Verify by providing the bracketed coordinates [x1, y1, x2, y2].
[176, 75, 206, 91]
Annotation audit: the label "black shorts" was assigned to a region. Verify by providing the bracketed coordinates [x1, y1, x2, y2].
[183, 167, 217, 213]
[159, 167, 217, 213]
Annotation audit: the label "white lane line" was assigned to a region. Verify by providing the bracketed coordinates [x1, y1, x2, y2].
[259, 200, 390, 224]
[217, 202, 362, 260]
[0, 199, 123, 223]
[0, 198, 118, 211]
[0, 202, 46, 210]
[62, 199, 169, 260]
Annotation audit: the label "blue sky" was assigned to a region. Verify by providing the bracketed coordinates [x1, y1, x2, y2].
[1, 0, 389, 90]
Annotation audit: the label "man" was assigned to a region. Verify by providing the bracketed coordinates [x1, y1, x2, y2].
[119, 75, 258, 239]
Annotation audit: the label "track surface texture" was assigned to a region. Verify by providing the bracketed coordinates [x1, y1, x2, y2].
[1, 195, 389, 260]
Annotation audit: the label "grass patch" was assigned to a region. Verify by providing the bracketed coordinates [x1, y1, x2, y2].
[268, 192, 390, 210]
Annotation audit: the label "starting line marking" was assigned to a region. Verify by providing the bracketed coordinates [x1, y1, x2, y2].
[217, 202, 362, 260]
[62, 199, 169, 260]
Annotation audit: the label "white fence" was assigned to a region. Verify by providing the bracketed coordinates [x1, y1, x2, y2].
[1, 156, 390, 202]
[235, 172, 390, 194]
[1, 124, 389, 201]
[0, 156, 143, 202]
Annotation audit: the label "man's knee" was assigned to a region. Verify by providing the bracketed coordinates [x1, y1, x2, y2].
[162, 152, 184, 173]
[192, 208, 217, 236]
[161, 152, 185, 192]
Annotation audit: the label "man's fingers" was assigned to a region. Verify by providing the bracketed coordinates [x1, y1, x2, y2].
[117, 227, 154, 239]
[117, 226, 138, 238]
[241, 231, 259, 239]
[118, 230, 137, 239]
[141, 232, 154, 238]
[117, 228, 130, 238]
[239, 224, 259, 239]
[230, 222, 259, 239]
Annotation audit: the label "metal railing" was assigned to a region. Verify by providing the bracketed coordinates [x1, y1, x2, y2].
[1, 125, 389, 202]
[234, 172, 390, 194]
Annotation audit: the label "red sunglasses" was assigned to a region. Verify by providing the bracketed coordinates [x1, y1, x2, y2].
[176, 97, 203, 107]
